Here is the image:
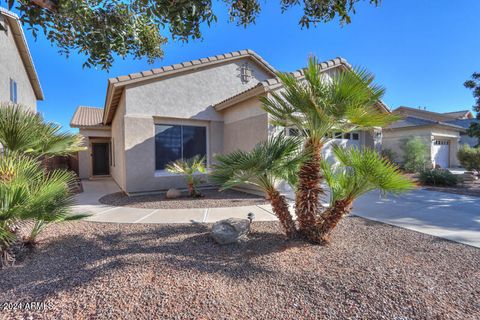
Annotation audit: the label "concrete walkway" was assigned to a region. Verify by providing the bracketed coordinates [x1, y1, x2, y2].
[72, 179, 279, 224]
[74, 178, 480, 248]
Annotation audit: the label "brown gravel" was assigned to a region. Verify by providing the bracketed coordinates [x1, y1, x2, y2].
[1, 217, 479, 319]
[99, 189, 269, 209]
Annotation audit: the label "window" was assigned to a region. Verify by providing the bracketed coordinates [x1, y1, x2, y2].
[352, 133, 359, 140]
[155, 124, 207, 170]
[10, 79, 17, 103]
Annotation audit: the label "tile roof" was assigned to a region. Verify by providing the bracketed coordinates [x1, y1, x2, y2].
[444, 118, 479, 129]
[442, 110, 473, 119]
[0, 8, 43, 100]
[387, 116, 467, 131]
[70, 106, 105, 128]
[103, 49, 278, 125]
[213, 57, 351, 110]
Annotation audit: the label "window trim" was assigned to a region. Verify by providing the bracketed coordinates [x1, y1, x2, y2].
[154, 121, 209, 175]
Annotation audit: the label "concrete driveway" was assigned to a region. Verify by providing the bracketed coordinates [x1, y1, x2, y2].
[352, 189, 480, 248]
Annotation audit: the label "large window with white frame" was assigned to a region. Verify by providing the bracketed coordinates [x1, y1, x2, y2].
[155, 124, 207, 170]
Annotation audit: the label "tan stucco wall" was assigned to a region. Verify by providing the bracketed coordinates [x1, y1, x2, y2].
[0, 16, 37, 110]
[382, 126, 461, 167]
[110, 92, 126, 190]
[222, 97, 268, 154]
[124, 57, 272, 121]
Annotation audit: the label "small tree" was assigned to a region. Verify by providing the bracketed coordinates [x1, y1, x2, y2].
[166, 155, 206, 197]
[401, 137, 429, 173]
[457, 145, 480, 171]
[464, 72, 480, 146]
[211, 134, 306, 238]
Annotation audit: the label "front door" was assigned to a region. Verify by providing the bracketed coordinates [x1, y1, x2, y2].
[92, 143, 109, 176]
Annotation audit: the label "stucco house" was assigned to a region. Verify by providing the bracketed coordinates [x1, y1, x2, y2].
[0, 8, 43, 111]
[70, 50, 388, 195]
[382, 106, 476, 168]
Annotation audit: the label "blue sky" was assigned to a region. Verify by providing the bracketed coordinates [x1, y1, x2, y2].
[20, 0, 480, 131]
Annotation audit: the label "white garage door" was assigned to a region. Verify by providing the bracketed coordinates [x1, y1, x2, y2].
[433, 140, 450, 168]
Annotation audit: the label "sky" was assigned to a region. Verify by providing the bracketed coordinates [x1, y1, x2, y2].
[17, 0, 480, 131]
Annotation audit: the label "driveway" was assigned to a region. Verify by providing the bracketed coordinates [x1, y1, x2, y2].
[352, 189, 480, 248]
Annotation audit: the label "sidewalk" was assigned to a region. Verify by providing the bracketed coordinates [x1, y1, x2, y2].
[72, 178, 279, 224]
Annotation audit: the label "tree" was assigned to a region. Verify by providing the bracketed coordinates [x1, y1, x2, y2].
[261, 56, 400, 243]
[317, 145, 413, 242]
[5, 0, 381, 70]
[0, 104, 87, 266]
[0, 103, 84, 157]
[166, 155, 206, 197]
[211, 134, 305, 238]
[401, 136, 429, 173]
[464, 72, 480, 145]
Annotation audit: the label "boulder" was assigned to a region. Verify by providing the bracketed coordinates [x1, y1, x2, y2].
[166, 188, 181, 199]
[211, 218, 250, 245]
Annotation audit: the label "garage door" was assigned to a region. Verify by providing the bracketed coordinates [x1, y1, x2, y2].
[433, 140, 450, 168]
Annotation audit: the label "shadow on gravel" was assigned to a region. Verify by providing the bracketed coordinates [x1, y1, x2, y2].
[0, 222, 306, 301]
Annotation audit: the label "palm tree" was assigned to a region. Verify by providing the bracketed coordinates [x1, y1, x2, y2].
[165, 155, 206, 197]
[211, 134, 306, 238]
[315, 145, 414, 243]
[0, 103, 84, 157]
[261, 57, 401, 242]
[0, 153, 88, 266]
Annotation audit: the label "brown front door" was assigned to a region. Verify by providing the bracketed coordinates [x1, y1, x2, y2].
[92, 143, 109, 176]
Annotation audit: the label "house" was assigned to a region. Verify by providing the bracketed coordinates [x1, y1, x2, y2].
[382, 106, 477, 168]
[70, 50, 388, 195]
[0, 8, 43, 110]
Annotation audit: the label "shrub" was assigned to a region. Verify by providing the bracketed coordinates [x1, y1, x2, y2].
[418, 169, 458, 186]
[166, 155, 206, 197]
[457, 145, 480, 171]
[401, 137, 429, 173]
[381, 148, 397, 163]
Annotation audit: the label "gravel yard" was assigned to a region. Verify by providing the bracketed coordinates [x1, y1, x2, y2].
[99, 189, 269, 209]
[1, 217, 479, 319]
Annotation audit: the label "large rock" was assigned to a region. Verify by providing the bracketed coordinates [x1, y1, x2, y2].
[166, 188, 181, 199]
[211, 218, 250, 245]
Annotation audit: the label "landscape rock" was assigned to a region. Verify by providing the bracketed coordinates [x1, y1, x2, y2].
[166, 188, 181, 199]
[211, 218, 250, 245]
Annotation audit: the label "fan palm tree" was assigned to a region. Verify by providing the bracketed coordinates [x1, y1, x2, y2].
[211, 134, 306, 238]
[261, 57, 401, 241]
[0, 153, 88, 266]
[0, 103, 84, 157]
[315, 145, 414, 243]
[165, 155, 207, 197]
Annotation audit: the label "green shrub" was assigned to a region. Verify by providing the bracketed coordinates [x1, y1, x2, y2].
[457, 145, 480, 171]
[401, 137, 429, 173]
[418, 169, 458, 186]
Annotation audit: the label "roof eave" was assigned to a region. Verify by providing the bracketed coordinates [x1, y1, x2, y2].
[1, 9, 44, 100]
[214, 85, 267, 111]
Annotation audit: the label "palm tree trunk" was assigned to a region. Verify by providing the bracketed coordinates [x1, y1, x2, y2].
[267, 190, 297, 238]
[308, 198, 353, 244]
[295, 140, 324, 237]
[187, 181, 195, 197]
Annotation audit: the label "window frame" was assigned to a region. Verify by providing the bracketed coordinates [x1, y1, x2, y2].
[154, 122, 209, 175]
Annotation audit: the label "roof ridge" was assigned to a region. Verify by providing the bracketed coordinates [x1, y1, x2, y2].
[108, 49, 276, 85]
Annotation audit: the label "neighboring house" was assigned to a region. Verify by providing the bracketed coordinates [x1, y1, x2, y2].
[0, 8, 43, 110]
[382, 106, 476, 168]
[70, 50, 388, 195]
